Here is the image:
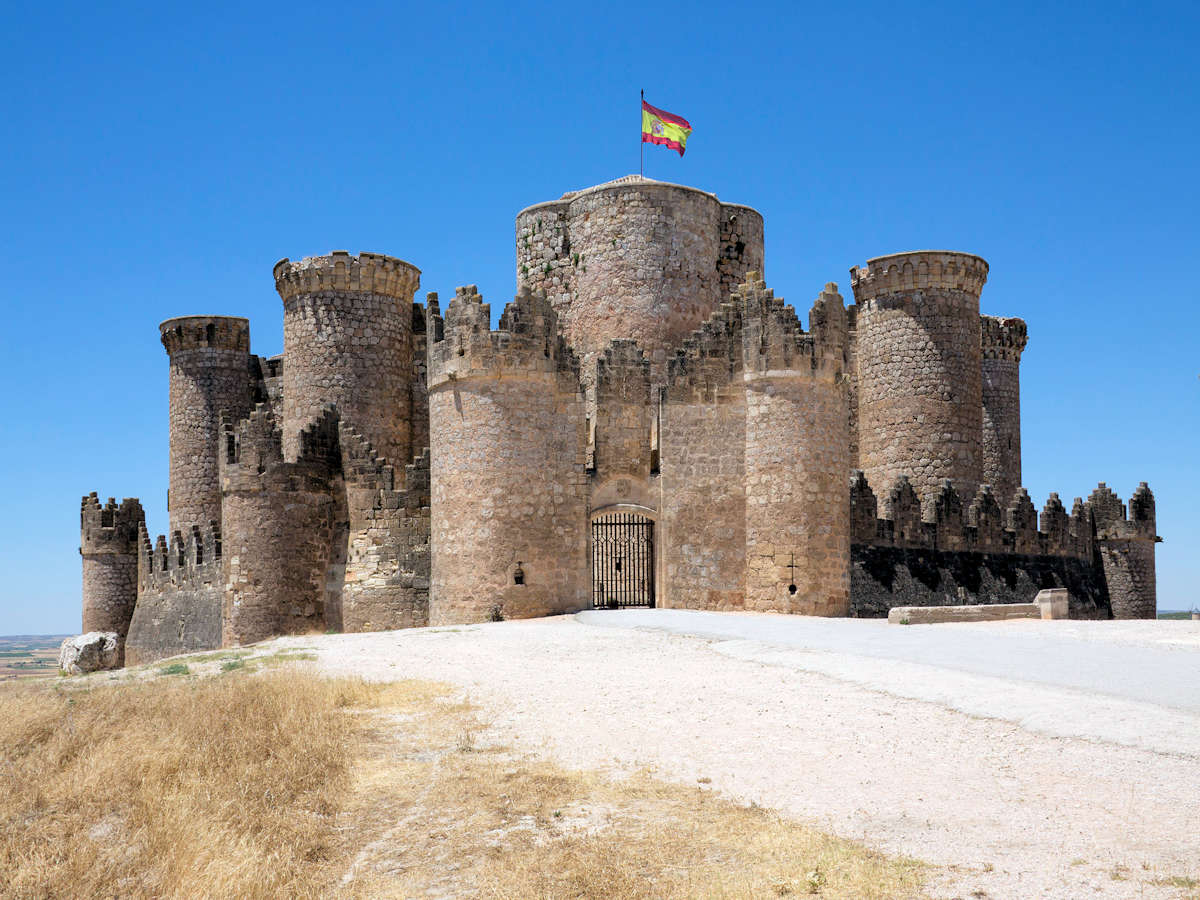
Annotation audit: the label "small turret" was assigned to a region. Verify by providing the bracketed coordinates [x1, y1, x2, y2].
[980, 315, 1028, 506]
[80, 494, 145, 658]
[159, 315, 253, 533]
[1089, 482, 1159, 619]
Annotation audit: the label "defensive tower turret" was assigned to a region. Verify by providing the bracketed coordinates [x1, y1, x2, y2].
[159, 315, 253, 532]
[516, 176, 763, 391]
[426, 286, 588, 625]
[80, 494, 145, 653]
[274, 251, 421, 468]
[740, 277, 851, 615]
[850, 251, 989, 514]
[980, 315, 1028, 506]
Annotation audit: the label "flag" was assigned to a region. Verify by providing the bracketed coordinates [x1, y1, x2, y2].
[641, 100, 692, 156]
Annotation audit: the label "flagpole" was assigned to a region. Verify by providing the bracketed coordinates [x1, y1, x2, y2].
[639, 89, 644, 177]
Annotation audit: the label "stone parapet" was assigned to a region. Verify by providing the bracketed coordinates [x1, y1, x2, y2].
[427, 285, 579, 389]
[981, 315, 1028, 361]
[159, 315, 250, 355]
[739, 275, 847, 380]
[849, 250, 989, 302]
[273, 251, 420, 303]
[80, 494, 144, 646]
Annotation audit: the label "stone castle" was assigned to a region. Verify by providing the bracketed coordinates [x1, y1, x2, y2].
[78, 175, 1160, 665]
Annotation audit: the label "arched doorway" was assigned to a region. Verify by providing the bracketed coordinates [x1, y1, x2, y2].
[591, 511, 655, 608]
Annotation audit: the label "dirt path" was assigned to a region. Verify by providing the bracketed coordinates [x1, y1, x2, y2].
[273, 614, 1200, 899]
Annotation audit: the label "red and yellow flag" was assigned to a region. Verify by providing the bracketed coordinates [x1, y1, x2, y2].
[641, 100, 692, 156]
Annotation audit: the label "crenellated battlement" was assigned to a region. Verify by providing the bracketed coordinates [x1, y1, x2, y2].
[847, 470, 1134, 559]
[159, 316, 250, 355]
[427, 285, 579, 388]
[738, 274, 846, 379]
[596, 340, 651, 394]
[81, 494, 145, 554]
[138, 520, 222, 592]
[1089, 482, 1158, 540]
[666, 299, 744, 400]
[981, 315, 1028, 361]
[273, 250, 421, 303]
[220, 403, 336, 495]
[848, 251, 989, 302]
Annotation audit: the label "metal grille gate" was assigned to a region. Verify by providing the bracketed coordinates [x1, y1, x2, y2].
[591, 512, 655, 609]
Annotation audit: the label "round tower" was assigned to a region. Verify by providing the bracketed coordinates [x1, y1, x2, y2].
[980, 315, 1028, 506]
[80, 493, 145, 648]
[159, 315, 253, 533]
[849, 251, 989, 512]
[515, 176, 764, 385]
[741, 278, 851, 615]
[274, 251, 421, 466]
[426, 286, 589, 625]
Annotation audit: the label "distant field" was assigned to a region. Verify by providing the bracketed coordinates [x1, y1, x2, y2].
[0, 635, 70, 680]
[1158, 611, 1198, 620]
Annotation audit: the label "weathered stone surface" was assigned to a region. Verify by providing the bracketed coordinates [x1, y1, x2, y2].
[59, 632, 121, 674]
[888, 603, 1041, 624]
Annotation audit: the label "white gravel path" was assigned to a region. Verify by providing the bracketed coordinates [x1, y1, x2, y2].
[270, 612, 1200, 899]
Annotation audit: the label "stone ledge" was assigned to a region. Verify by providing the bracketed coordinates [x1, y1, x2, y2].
[889, 589, 1071, 624]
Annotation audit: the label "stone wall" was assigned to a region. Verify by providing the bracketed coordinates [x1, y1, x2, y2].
[851, 252, 988, 515]
[275, 251, 419, 468]
[125, 522, 223, 665]
[159, 316, 252, 532]
[851, 545, 1110, 618]
[80, 494, 144, 651]
[981, 315, 1028, 505]
[594, 341, 653, 482]
[427, 287, 588, 624]
[341, 426, 431, 631]
[742, 278, 850, 615]
[516, 176, 763, 389]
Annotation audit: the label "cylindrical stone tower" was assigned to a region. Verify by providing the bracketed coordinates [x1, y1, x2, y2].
[159, 316, 253, 533]
[741, 278, 851, 616]
[274, 251, 421, 466]
[515, 176, 764, 384]
[80, 494, 145, 647]
[427, 286, 589, 625]
[1091, 483, 1159, 620]
[980, 315, 1028, 507]
[850, 251, 989, 513]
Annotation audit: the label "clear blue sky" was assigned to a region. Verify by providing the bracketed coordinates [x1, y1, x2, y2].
[1, 0, 1196, 634]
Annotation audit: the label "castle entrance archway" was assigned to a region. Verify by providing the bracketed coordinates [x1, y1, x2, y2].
[591, 512, 655, 609]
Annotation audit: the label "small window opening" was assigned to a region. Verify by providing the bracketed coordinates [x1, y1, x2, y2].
[205, 323, 216, 344]
[513, 563, 525, 586]
[788, 584, 798, 595]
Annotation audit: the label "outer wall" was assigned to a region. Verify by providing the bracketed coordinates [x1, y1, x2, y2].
[744, 376, 850, 615]
[281, 289, 413, 467]
[221, 488, 334, 645]
[429, 375, 587, 624]
[855, 288, 983, 511]
[167, 347, 252, 532]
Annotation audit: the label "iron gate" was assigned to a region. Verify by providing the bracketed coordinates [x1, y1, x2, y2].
[591, 512, 655, 608]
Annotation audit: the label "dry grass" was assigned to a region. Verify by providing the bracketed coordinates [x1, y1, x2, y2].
[0, 668, 927, 899]
[0, 670, 404, 899]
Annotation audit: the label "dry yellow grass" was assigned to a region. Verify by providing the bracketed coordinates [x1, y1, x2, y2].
[0, 667, 927, 899]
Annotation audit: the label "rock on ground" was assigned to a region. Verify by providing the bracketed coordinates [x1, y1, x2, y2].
[59, 632, 121, 674]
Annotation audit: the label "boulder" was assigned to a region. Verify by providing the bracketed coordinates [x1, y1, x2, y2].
[59, 632, 121, 674]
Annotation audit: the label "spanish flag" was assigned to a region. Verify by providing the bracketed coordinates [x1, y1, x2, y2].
[642, 100, 692, 156]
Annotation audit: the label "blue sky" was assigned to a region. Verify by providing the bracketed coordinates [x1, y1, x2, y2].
[1, 0, 1196, 633]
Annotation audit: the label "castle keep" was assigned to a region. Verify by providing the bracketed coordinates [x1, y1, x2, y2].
[79, 176, 1160, 664]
